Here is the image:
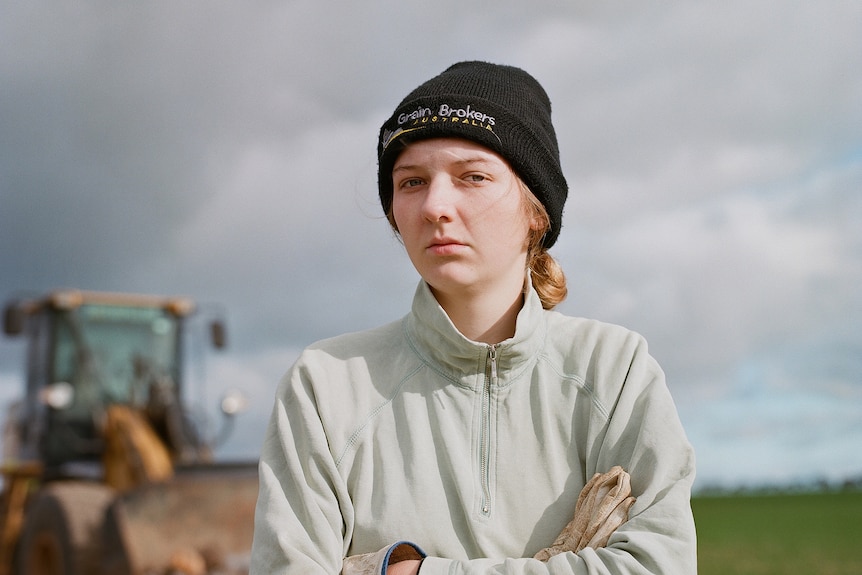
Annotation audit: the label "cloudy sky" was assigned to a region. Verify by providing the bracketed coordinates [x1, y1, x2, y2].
[1, 1, 860, 490]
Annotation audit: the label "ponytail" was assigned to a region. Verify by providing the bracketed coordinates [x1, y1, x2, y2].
[522, 180, 568, 310]
[529, 250, 567, 310]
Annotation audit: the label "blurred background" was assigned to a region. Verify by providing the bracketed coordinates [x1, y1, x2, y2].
[2, 1, 860, 492]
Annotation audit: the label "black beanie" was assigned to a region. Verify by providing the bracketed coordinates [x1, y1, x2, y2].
[377, 61, 568, 248]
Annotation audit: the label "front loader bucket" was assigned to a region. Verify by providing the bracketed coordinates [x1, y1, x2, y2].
[103, 463, 259, 575]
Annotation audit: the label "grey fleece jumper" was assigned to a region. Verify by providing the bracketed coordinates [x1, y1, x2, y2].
[251, 281, 696, 574]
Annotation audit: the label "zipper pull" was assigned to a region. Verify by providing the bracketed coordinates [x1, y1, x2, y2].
[488, 344, 498, 384]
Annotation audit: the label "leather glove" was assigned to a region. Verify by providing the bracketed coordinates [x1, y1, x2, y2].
[342, 542, 424, 575]
[534, 465, 636, 561]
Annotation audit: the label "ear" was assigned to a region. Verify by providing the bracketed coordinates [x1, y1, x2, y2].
[529, 216, 543, 231]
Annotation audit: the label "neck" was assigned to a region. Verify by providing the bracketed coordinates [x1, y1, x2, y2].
[431, 279, 526, 344]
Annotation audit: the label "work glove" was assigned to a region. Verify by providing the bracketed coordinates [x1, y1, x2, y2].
[341, 542, 424, 575]
[534, 465, 636, 561]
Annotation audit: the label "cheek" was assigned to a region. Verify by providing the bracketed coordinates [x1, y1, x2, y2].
[391, 197, 421, 245]
[390, 198, 408, 233]
[493, 210, 532, 254]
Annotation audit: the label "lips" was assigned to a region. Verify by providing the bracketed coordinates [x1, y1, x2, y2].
[427, 237, 466, 255]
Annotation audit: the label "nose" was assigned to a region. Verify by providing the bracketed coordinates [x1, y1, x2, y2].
[421, 176, 456, 223]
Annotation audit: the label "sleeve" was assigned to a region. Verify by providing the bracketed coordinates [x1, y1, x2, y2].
[342, 542, 426, 575]
[590, 332, 697, 573]
[405, 333, 698, 575]
[249, 357, 428, 575]
[249, 357, 352, 575]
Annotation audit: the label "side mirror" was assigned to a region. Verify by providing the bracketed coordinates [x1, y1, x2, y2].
[220, 389, 248, 417]
[39, 382, 75, 410]
[210, 320, 227, 350]
[3, 302, 24, 336]
[212, 388, 248, 447]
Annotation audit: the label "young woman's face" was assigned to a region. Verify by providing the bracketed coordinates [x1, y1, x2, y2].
[391, 138, 534, 300]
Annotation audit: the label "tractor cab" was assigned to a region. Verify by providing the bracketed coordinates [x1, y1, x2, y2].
[3, 290, 224, 476]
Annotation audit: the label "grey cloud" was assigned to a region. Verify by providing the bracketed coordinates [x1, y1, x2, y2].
[1, 0, 860, 487]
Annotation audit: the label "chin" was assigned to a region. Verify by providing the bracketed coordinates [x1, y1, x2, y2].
[422, 273, 479, 296]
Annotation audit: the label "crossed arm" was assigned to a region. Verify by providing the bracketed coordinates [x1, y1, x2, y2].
[343, 467, 637, 575]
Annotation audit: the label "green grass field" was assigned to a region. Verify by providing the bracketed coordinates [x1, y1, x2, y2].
[693, 490, 862, 575]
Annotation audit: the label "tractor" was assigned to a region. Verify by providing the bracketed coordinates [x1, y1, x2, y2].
[0, 290, 258, 574]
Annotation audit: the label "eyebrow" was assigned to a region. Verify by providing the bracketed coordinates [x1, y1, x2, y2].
[391, 163, 420, 175]
[392, 156, 496, 174]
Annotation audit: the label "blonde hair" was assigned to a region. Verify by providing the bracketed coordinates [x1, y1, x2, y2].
[520, 181, 567, 310]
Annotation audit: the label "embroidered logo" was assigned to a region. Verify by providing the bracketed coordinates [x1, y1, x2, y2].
[382, 102, 499, 150]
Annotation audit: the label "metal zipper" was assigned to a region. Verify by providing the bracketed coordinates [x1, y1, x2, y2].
[480, 344, 497, 516]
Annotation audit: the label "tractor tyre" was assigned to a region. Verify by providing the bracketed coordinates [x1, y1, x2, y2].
[15, 482, 115, 575]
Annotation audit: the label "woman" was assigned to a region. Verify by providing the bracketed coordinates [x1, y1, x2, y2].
[250, 61, 697, 574]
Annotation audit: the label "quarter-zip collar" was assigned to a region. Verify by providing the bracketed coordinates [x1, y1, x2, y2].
[404, 274, 546, 390]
